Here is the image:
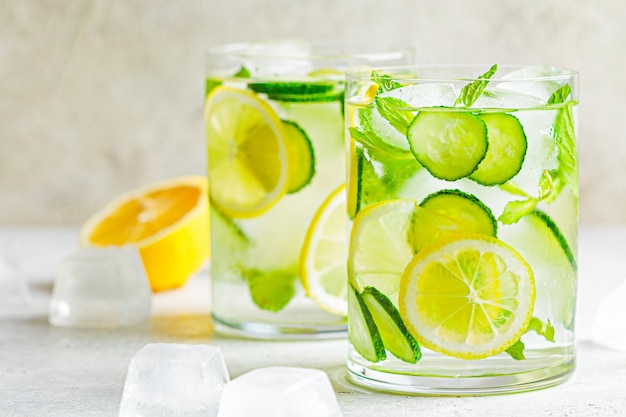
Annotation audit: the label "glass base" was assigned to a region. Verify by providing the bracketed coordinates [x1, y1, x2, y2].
[347, 354, 575, 396]
[212, 313, 347, 340]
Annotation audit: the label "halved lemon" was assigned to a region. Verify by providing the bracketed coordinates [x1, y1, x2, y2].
[300, 184, 348, 316]
[205, 86, 290, 218]
[79, 176, 210, 292]
[399, 234, 535, 360]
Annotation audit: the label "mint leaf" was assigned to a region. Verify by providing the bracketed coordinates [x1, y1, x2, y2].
[498, 198, 538, 224]
[246, 268, 297, 312]
[234, 65, 251, 78]
[375, 97, 414, 135]
[548, 84, 572, 105]
[505, 339, 526, 360]
[454, 64, 498, 107]
[372, 70, 404, 93]
[527, 317, 555, 342]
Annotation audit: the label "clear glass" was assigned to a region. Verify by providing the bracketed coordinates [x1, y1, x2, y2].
[205, 40, 412, 338]
[345, 65, 579, 394]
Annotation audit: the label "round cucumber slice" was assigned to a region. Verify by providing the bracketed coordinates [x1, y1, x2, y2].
[362, 286, 421, 363]
[348, 284, 386, 363]
[407, 111, 488, 181]
[413, 189, 497, 252]
[282, 120, 315, 193]
[470, 113, 528, 186]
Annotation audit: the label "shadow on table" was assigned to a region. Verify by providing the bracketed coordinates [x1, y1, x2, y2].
[150, 313, 214, 339]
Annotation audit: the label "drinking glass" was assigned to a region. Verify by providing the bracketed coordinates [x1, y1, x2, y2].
[204, 40, 411, 338]
[345, 65, 579, 394]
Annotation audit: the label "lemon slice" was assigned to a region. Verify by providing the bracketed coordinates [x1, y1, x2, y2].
[300, 184, 348, 316]
[205, 86, 290, 218]
[399, 234, 535, 360]
[348, 199, 416, 305]
[79, 176, 210, 292]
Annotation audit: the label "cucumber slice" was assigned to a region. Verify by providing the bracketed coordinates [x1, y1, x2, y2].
[470, 113, 528, 186]
[407, 111, 488, 181]
[498, 210, 577, 329]
[249, 82, 342, 102]
[348, 284, 386, 363]
[362, 286, 421, 363]
[282, 120, 316, 193]
[413, 189, 497, 251]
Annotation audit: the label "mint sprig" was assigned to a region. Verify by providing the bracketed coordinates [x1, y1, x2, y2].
[375, 97, 414, 135]
[454, 64, 498, 107]
[505, 317, 555, 361]
[372, 70, 404, 93]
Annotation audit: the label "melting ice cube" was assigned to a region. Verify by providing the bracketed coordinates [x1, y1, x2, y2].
[592, 278, 626, 351]
[49, 247, 151, 328]
[0, 241, 31, 308]
[472, 87, 545, 110]
[217, 367, 343, 417]
[119, 343, 230, 417]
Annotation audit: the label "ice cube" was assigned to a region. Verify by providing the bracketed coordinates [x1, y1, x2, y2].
[472, 87, 545, 109]
[0, 241, 32, 308]
[49, 247, 151, 328]
[244, 40, 313, 77]
[591, 278, 626, 351]
[496, 65, 570, 101]
[217, 367, 343, 417]
[119, 343, 230, 417]
[380, 83, 457, 108]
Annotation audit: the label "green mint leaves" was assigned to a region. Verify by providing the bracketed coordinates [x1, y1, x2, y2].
[376, 97, 414, 135]
[454, 64, 498, 107]
[234, 65, 251, 78]
[246, 267, 297, 312]
[372, 70, 404, 93]
[506, 317, 555, 361]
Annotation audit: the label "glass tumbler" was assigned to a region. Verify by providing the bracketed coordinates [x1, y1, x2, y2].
[204, 40, 412, 338]
[345, 65, 579, 394]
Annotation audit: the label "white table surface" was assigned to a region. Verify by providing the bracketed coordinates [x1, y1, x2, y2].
[1, 225, 625, 416]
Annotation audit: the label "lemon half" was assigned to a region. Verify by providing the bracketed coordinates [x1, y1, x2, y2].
[79, 176, 210, 292]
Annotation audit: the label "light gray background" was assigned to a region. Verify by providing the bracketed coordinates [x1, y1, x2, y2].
[1, 0, 623, 224]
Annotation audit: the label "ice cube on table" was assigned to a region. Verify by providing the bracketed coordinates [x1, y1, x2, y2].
[49, 247, 151, 328]
[591, 278, 626, 351]
[496, 65, 570, 101]
[119, 343, 229, 417]
[0, 241, 32, 308]
[217, 367, 343, 417]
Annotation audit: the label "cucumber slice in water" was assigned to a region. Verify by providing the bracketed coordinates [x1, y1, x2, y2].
[362, 286, 421, 363]
[249, 82, 342, 102]
[413, 189, 497, 251]
[407, 111, 488, 181]
[348, 284, 386, 363]
[470, 113, 528, 186]
[498, 210, 577, 329]
[282, 120, 316, 193]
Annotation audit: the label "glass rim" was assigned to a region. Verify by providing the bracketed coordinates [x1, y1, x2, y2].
[345, 64, 579, 83]
[205, 40, 413, 62]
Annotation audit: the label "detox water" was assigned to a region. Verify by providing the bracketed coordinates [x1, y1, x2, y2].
[204, 41, 411, 338]
[345, 65, 578, 394]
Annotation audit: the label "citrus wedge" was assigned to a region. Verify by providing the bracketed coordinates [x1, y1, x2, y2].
[300, 184, 348, 316]
[399, 234, 535, 359]
[79, 176, 210, 292]
[205, 86, 290, 218]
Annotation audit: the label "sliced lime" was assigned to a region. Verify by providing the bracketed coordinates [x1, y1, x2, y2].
[469, 113, 527, 185]
[407, 111, 488, 181]
[413, 189, 497, 252]
[282, 120, 316, 193]
[348, 284, 386, 363]
[362, 286, 421, 363]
